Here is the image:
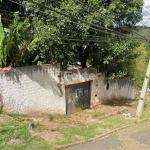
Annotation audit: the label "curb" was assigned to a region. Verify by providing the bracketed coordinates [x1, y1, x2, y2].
[57, 118, 149, 150]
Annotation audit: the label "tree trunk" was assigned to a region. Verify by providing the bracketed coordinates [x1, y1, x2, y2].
[79, 46, 89, 68]
[80, 56, 87, 68]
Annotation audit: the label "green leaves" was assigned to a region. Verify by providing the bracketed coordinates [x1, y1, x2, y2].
[0, 15, 6, 67]
[0, 13, 33, 67]
[128, 43, 150, 89]
[1, 0, 144, 77]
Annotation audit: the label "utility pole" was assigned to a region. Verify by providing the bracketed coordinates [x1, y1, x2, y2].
[136, 59, 150, 120]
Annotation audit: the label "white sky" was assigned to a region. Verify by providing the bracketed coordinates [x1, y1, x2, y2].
[138, 0, 150, 26]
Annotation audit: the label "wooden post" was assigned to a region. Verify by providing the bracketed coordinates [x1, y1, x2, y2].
[136, 59, 150, 119]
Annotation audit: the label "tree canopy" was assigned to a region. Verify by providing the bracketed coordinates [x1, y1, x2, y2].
[0, 0, 145, 77]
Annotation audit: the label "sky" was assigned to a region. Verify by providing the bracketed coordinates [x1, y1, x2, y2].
[139, 0, 150, 26]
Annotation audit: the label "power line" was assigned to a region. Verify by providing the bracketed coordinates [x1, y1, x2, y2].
[6, 0, 147, 42]
[28, 8, 147, 42]
[33, 29, 145, 43]
[26, 0, 138, 40]
[0, 9, 124, 41]
[8, 0, 129, 39]
[143, 5, 150, 8]
[76, 0, 149, 42]
[6, 0, 25, 7]
[0, 9, 14, 14]
[143, 17, 150, 26]
[35, 25, 146, 42]
[34, 35, 142, 43]
[141, 7, 150, 26]
[28, 6, 136, 41]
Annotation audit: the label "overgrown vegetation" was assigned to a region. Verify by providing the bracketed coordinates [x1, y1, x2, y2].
[0, 0, 145, 78]
[128, 42, 150, 89]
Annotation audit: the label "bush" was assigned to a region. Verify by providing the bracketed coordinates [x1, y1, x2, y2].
[128, 43, 150, 90]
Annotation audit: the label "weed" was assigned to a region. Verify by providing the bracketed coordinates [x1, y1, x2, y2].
[142, 110, 150, 118]
[92, 112, 105, 119]
[49, 114, 70, 123]
[49, 114, 54, 122]
[0, 109, 3, 114]
[74, 112, 79, 116]
[34, 122, 48, 131]
[7, 113, 32, 123]
[145, 101, 150, 108]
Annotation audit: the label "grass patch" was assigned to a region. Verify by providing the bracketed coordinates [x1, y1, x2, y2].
[49, 114, 54, 122]
[142, 109, 150, 118]
[145, 101, 150, 108]
[55, 124, 100, 146]
[34, 122, 48, 131]
[142, 101, 150, 119]
[54, 115, 135, 147]
[49, 114, 71, 123]
[0, 113, 50, 150]
[102, 116, 135, 129]
[0, 109, 3, 114]
[92, 112, 105, 119]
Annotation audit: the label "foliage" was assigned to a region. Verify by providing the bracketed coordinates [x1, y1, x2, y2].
[26, 0, 143, 76]
[1, 0, 144, 78]
[90, 39, 140, 78]
[127, 43, 150, 89]
[0, 15, 5, 67]
[136, 26, 150, 41]
[0, 13, 32, 67]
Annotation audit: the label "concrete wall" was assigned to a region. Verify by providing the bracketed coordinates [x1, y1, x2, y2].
[61, 69, 136, 105]
[91, 74, 136, 104]
[0, 64, 136, 114]
[62, 68, 97, 85]
[0, 64, 66, 114]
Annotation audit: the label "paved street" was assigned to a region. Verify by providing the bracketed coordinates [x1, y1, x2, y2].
[65, 121, 150, 150]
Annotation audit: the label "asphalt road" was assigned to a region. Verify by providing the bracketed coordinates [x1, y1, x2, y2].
[65, 121, 150, 150]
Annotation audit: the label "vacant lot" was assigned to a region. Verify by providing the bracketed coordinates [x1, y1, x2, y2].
[0, 95, 150, 150]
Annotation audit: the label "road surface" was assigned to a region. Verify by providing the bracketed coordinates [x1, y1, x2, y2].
[65, 121, 150, 150]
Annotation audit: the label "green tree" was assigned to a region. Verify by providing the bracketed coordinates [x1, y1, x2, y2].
[1, 0, 144, 78]
[26, 0, 143, 75]
[128, 43, 150, 89]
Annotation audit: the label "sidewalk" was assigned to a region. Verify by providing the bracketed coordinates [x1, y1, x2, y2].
[65, 120, 150, 150]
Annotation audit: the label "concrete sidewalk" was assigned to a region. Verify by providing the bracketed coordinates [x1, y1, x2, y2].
[65, 121, 150, 150]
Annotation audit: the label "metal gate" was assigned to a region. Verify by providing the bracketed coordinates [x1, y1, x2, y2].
[65, 81, 91, 114]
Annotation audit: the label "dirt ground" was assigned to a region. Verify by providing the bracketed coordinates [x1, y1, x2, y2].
[29, 92, 150, 145]
[32, 105, 120, 142]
